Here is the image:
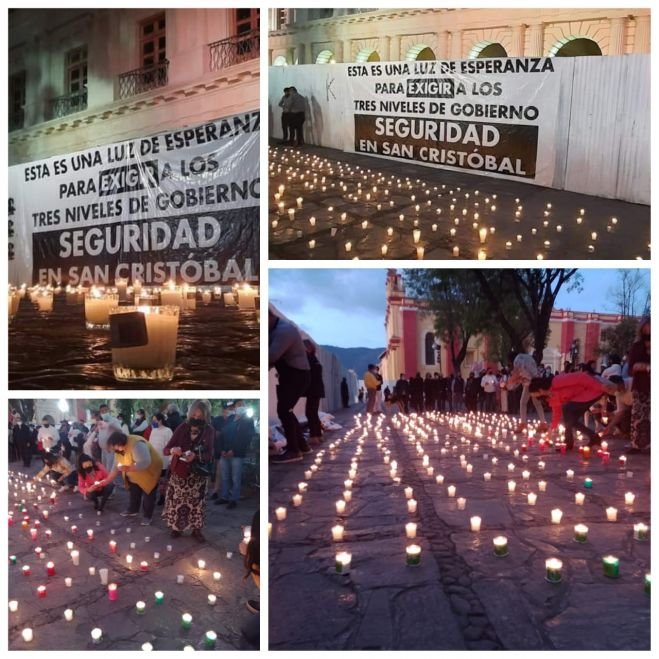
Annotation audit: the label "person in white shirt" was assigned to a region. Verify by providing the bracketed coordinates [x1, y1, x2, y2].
[37, 415, 59, 454]
[480, 369, 499, 413]
[508, 352, 548, 432]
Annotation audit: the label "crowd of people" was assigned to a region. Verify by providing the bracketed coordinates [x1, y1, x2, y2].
[9, 400, 258, 536]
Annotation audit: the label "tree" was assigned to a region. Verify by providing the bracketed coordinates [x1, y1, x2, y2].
[474, 269, 582, 364]
[608, 270, 649, 318]
[404, 270, 493, 374]
[599, 318, 638, 359]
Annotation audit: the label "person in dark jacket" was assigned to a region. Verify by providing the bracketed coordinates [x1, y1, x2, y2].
[165, 404, 183, 432]
[303, 339, 325, 445]
[210, 406, 231, 501]
[423, 373, 434, 412]
[340, 377, 350, 408]
[216, 402, 255, 509]
[394, 374, 409, 413]
[13, 413, 34, 467]
[410, 373, 424, 413]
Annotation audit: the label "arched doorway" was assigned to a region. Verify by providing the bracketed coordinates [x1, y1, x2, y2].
[316, 49, 336, 64]
[355, 48, 380, 63]
[469, 41, 508, 59]
[549, 36, 602, 57]
[272, 55, 288, 66]
[405, 44, 436, 61]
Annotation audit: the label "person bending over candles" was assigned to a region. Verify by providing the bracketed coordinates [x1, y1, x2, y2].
[529, 373, 617, 450]
[508, 352, 548, 433]
[77, 453, 114, 513]
[99, 432, 163, 526]
[33, 451, 77, 492]
[626, 318, 650, 454]
[241, 510, 260, 648]
[163, 400, 214, 542]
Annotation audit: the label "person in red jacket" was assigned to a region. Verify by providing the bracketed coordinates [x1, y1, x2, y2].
[529, 373, 616, 450]
[76, 453, 114, 512]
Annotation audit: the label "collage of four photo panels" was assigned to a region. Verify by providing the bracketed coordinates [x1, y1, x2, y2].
[6, 3, 652, 655]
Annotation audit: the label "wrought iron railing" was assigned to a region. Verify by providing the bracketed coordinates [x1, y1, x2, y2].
[117, 59, 169, 99]
[209, 30, 259, 71]
[48, 90, 88, 119]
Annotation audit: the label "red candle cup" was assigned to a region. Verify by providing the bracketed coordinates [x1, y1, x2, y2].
[30, 529, 38, 540]
[34, 546, 42, 556]
[560, 444, 567, 455]
[22, 565, 31, 576]
[42, 511, 49, 520]
[140, 561, 149, 572]
[109, 541, 117, 554]
[46, 562, 55, 576]
[108, 583, 118, 601]
[602, 452, 610, 464]
[37, 585, 47, 598]
[70, 525, 77, 534]
[8, 516, 14, 527]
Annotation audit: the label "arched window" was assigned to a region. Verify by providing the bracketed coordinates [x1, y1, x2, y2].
[316, 50, 336, 64]
[355, 48, 380, 62]
[272, 55, 288, 66]
[469, 41, 508, 59]
[549, 36, 602, 57]
[405, 44, 436, 61]
[425, 332, 436, 365]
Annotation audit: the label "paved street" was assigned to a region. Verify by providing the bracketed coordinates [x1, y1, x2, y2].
[269, 408, 650, 650]
[269, 145, 650, 261]
[9, 463, 259, 651]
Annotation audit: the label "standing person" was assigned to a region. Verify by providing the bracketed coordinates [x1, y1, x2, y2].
[363, 364, 379, 414]
[99, 431, 163, 526]
[76, 453, 113, 512]
[165, 404, 183, 432]
[210, 406, 231, 500]
[509, 352, 548, 432]
[374, 366, 385, 413]
[424, 373, 434, 412]
[435, 373, 446, 412]
[453, 374, 465, 411]
[163, 400, 214, 540]
[410, 373, 424, 412]
[303, 339, 325, 446]
[12, 413, 34, 468]
[626, 319, 650, 453]
[481, 368, 498, 413]
[96, 404, 122, 472]
[131, 409, 149, 436]
[37, 415, 59, 454]
[394, 373, 409, 413]
[288, 86, 306, 146]
[499, 368, 509, 414]
[278, 87, 292, 143]
[148, 413, 173, 506]
[269, 309, 311, 464]
[217, 402, 255, 509]
[529, 373, 615, 450]
[340, 377, 350, 408]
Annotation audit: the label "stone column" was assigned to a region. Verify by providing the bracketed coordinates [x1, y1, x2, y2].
[380, 35, 391, 62]
[390, 35, 401, 61]
[633, 14, 650, 53]
[436, 30, 449, 59]
[292, 44, 305, 65]
[609, 16, 627, 55]
[450, 30, 462, 60]
[342, 39, 352, 63]
[527, 23, 544, 57]
[511, 24, 526, 57]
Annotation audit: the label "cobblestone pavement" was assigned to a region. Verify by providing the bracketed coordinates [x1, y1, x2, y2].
[269, 145, 650, 261]
[9, 462, 259, 651]
[269, 408, 650, 650]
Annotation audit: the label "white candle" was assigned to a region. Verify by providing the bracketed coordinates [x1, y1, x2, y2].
[336, 500, 346, 514]
[551, 508, 563, 524]
[343, 490, 352, 502]
[624, 492, 635, 506]
[71, 550, 79, 566]
[404, 487, 413, 499]
[208, 594, 217, 606]
[566, 469, 574, 481]
[447, 485, 456, 497]
[457, 497, 466, 510]
[213, 571, 221, 581]
[237, 284, 258, 310]
[331, 525, 344, 541]
[538, 480, 547, 492]
[275, 507, 287, 521]
[470, 516, 481, 532]
[527, 492, 537, 506]
[65, 577, 72, 587]
[197, 559, 206, 570]
[84, 289, 119, 330]
[405, 522, 417, 538]
[64, 609, 74, 621]
[292, 494, 302, 507]
[606, 507, 618, 522]
[407, 499, 417, 513]
[9, 600, 18, 612]
[22, 628, 33, 642]
[575, 492, 585, 505]
[507, 480, 516, 494]
[109, 306, 180, 381]
[483, 472, 491, 481]
[91, 628, 102, 643]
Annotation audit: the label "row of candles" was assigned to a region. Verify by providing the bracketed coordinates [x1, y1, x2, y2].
[9, 470, 234, 648]
[270, 147, 638, 259]
[272, 411, 650, 589]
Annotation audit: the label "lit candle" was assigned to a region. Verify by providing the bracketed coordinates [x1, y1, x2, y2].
[140, 561, 149, 571]
[109, 540, 117, 553]
[37, 585, 47, 598]
[46, 561, 55, 576]
[207, 594, 217, 606]
[575, 492, 585, 505]
[71, 550, 80, 566]
[602, 555, 620, 579]
[470, 516, 482, 532]
[181, 613, 193, 630]
[126, 554, 133, 567]
[22, 565, 30, 576]
[404, 487, 413, 499]
[551, 509, 563, 524]
[574, 524, 588, 542]
[406, 544, 421, 566]
[30, 528, 38, 540]
[407, 499, 417, 513]
[108, 583, 118, 601]
[633, 522, 649, 541]
[331, 525, 344, 541]
[84, 289, 119, 330]
[275, 507, 287, 521]
[204, 631, 217, 649]
[336, 500, 346, 515]
[527, 493, 537, 506]
[566, 469, 574, 481]
[298, 482, 308, 494]
[507, 480, 516, 494]
[483, 472, 491, 481]
[65, 577, 72, 587]
[136, 601, 146, 615]
[584, 478, 593, 489]
[606, 507, 618, 522]
[22, 629, 33, 643]
[292, 494, 302, 507]
[493, 536, 508, 557]
[213, 571, 221, 581]
[197, 559, 206, 570]
[87, 529, 94, 540]
[154, 590, 164, 604]
[142, 643, 153, 651]
[624, 492, 635, 506]
[335, 551, 352, 574]
[91, 628, 102, 643]
[9, 600, 18, 612]
[452, 246, 459, 257]
[645, 573, 651, 595]
[447, 485, 456, 497]
[539, 480, 547, 492]
[545, 558, 563, 583]
[343, 490, 352, 503]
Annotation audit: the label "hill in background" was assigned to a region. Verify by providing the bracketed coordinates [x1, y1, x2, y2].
[321, 345, 386, 378]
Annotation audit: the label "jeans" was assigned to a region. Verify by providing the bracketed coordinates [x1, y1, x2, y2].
[220, 456, 243, 502]
[520, 382, 546, 423]
[90, 483, 115, 510]
[485, 391, 497, 413]
[101, 448, 114, 472]
[289, 112, 305, 145]
[128, 479, 157, 520]
[305, 396, 322, 437]
[276, 366, 311, 454]
[563, 397, 602, 448]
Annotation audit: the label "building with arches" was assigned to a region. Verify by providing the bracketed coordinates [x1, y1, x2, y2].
[268, 7, 650, 66]
[380, 270, 630, 382]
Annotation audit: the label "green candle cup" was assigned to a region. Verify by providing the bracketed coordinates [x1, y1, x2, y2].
[602, 555, 620, 579]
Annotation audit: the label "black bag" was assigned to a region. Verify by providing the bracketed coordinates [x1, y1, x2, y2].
[189, 436, 213, 478]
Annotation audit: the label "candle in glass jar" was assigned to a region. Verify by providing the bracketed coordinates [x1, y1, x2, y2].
[493, 536, 508, 557]
[65, 577, 72, 587]
[602, 555, 620, 578]
[109, 540, 117, 553]
[84, 289, 119, 330]
[109, 306, 180, 382]
[470, 516, 482, 532]
[91, 628, 102, 643]
[154, 591, 164, 604]
[331, 525, 344, 541]
[405, 522, 417, 538]
[136, 601, 146, 615]
[404, 486, 413, 499]
[108, 583, 118, 601]
[507, 480, 516, 494]
[566, 469, 574, 481]
[406, 544, 421, 566]
[456, 497, 466, 510]
[584, 478, 593, 489]
[207, 594, 217, 606]
[447, 485, 456, 497]
[275, 507, 287, 521]
[292, 494, 302, 507]
[551, 509, 563, 524]
[213, 571, 221, 581]
[343, 490, 352, 503]
[21, 629, 33, 643]
[575, 492, 585, 505]
[633, 522, 649, 541]
[142, 643, 153, 651]
[624, 492, 635, 506]
[181, 613, 193, 630]
[71, 550, 80, 566]
[140, 561, 149, 572]
[407, 499, 417, 513]
[197, 559, 206, 570]
[606, 507, 618, 522]
[87, 529, 94, 540]
[574, 524, 588, 542]
[298, 482, 308, 494]
[204, 631, 217, 649]
[46, 561, 55, 576]
[335, 551, 352, 574]
[539, 480, 547, 492]
[527, 493, 537, 506]
[237, 284, 258, 310]
[545, 558, 563, 583]
[37, 585, 47, 598]
[336, 500, 346, 515]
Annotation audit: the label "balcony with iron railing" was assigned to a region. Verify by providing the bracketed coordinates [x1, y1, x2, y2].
[209, 29, 259, 72]
[117, 59, 169, 99]
[48, 89, 88, 120]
